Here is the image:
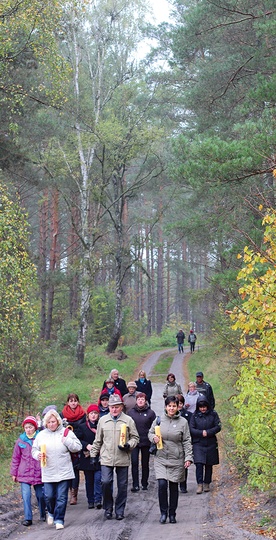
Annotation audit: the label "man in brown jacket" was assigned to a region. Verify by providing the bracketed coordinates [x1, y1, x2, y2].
[90, 394, 139, 520]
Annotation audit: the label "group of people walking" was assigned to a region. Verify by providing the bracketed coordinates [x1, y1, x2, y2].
[10, 363, 221, 529]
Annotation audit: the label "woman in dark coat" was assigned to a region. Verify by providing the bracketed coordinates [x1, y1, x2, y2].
[75, 404, 102, 509]
[189, 395, 221, 494]
[128, 392, 156, 491]
[135, 370, 153, 406]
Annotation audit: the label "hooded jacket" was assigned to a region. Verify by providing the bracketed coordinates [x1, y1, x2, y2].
[189, 396, 221, 465]
[10, 431, 43, 485]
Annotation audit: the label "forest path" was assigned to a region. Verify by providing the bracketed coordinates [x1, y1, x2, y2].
[2, 348, 272, 540]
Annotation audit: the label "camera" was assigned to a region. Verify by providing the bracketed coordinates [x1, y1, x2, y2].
[149, 442, 157, 455]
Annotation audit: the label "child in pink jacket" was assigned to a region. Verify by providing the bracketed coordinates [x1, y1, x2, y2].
[10, 415, 46, 526]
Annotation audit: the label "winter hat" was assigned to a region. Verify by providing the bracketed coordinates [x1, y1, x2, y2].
[105, 377, 114, 384]
[127, 381, 137, 389]
[100, 392, 109, 401]
[196, 371, 203, 377]
[136, 392, 146, 400]
[109, 394, 123, 406]
[22, 416, 38, 429]
[42, 404, 57, 417]
[87, 404, 99, 414]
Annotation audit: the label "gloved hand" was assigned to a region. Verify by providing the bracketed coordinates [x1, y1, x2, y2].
[118, 443, 130, 451]
[90, 457, 99, 469]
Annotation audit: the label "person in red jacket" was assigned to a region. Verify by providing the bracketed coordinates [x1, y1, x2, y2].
[10, 416, 46, 526]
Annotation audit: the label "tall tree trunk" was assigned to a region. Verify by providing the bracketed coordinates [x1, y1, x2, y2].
[68, 194, 80, 318]
[156, 225, 164, 334]
[106, 172, 125, 353]
[146, 226, 152, 335]
[45, 189, 59, 340]
[166, 242, 170, 323]
[39, 190, 48, 339]
[150, 238, 156, 332]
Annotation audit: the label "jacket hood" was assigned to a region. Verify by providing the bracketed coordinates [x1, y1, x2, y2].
[195, 395, 210, 411]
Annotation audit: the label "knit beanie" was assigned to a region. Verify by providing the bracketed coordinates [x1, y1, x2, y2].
[87, 404, 100, 414]
[22, 416, 38, 430]
[42, 404, 57, 416]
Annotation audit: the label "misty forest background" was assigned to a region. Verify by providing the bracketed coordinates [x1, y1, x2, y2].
[0, 0, 275, 496]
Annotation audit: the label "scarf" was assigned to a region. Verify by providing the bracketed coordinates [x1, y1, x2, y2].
[86, 419, 97, 434]
[62, 403, 86, 422]
[135, 403, 148, 412]
[19, 431, 38, 446]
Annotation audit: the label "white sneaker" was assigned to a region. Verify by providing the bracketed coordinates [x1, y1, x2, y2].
[56, 523, 64, 530]
[47, 515, 54, 526]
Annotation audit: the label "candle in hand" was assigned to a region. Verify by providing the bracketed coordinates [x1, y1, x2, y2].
[119, 424, 127, 446]
[155, 426, 163, 449]
[41, 444, 47, 467]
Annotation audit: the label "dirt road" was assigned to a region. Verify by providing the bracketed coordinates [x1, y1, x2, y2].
[1, 348, 272, 540]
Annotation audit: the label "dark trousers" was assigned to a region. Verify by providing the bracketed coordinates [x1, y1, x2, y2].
[131, 446, 150, 488]
[70, 466, 79, 490]
[179, 467, 188, 490]
[84, 469, 102, 504]
[195, 463, 213, 484]
[190, 342, 195, 352]
[101, 465, 128, 516]
[158, 479, 179, 517]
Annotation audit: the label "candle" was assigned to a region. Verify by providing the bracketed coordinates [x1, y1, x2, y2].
[119, 424, 127, 446]
[155, 426, 163, 449]
[41, 444, 47, 467]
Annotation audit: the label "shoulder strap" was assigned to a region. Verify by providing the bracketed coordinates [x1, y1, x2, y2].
[156, 416, 161, 426]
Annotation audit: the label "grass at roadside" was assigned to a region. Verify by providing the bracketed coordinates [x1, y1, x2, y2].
[150, 354, 174, 382]
[186, 344, 238, 471]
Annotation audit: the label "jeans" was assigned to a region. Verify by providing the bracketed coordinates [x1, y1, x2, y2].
[101, 465, 128, 516]
[44, 480, 69, 524]
[131, 446, 150, 488]
[84, 469, 102, 504]
[158, 479, 179, 517]
[20, 482, 46, 521]
[178, 344, 184, 353]
[195, 463, 213, 484]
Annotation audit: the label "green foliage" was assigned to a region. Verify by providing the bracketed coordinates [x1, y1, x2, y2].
[0, 181, 39, 419]
[0, 0, 70, 113]
[230, 210, 276, 490]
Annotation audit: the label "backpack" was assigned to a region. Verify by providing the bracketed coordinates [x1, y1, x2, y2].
[189, 333, 196, 343]
[64, 427, 80, 466]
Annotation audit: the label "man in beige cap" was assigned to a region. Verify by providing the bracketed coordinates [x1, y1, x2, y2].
[90, 394, 139, 520]
[123, 381, 138, 414]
